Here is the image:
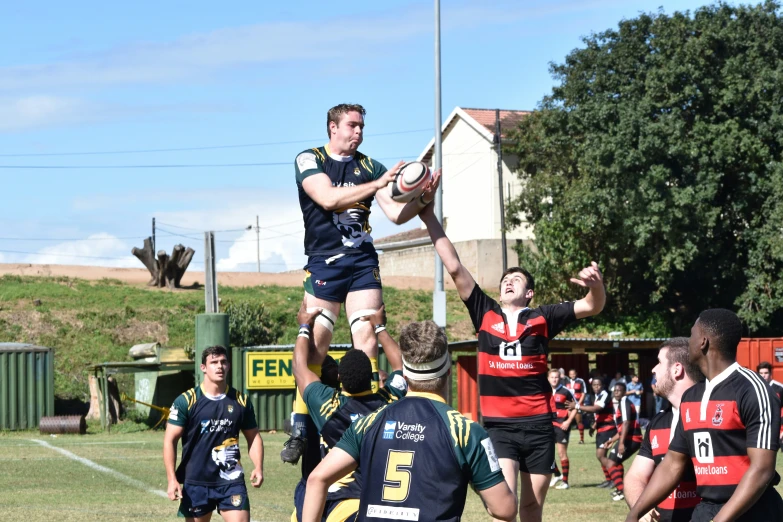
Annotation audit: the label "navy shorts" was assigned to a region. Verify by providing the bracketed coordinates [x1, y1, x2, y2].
[293, 479, 359, 522]
[486, 423, 555, 474]
[178, 482, 249, 518]
[304, 252, 381, 303]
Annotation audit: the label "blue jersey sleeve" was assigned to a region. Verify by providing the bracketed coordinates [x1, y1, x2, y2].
[167, 392, 191, 428]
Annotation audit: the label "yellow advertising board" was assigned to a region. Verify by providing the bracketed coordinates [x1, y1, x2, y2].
[245, 351, 348, 389]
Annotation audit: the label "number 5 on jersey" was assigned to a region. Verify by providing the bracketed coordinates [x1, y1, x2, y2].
[382, 450, 415, 502]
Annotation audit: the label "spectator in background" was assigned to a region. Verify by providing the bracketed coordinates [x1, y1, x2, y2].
[650, 375, 669, 413]
[625, 374, 643, 413]
[609, 371, 626, 392]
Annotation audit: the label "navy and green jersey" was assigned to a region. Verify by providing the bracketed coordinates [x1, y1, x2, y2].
[336, 393, 505, 522]
[168, 385, 257, 486]
[295, 145, 387, 257]
[303, 370, 408, 501]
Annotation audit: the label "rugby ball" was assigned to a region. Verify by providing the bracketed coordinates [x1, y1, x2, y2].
[388, 161, 431, 203]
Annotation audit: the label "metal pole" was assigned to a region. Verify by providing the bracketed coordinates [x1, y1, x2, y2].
[256, 215, 261, 273]
[495, 109, 508, 271]
[432, 0, 447, 328]
[204, 231, 218, 313]
[152, 217, 156, 254]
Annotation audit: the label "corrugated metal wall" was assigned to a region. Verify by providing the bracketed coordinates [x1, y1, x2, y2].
[0, 344, 54, 431]
[232, 346, 392, 431]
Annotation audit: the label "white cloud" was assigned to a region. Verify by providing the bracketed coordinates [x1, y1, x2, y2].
[0, 96, 98, 132]
[20, 233, 137, 268]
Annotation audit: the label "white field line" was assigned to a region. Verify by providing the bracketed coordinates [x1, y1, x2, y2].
[30, 438, 265, 522]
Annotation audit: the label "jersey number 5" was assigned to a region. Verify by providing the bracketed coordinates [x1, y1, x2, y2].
[382, 450, 415, 502]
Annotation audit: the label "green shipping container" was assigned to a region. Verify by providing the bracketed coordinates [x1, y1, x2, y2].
[0, 343, 55, 431]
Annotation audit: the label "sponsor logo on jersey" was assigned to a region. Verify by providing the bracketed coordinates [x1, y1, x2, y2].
[686, 409, 691, 423]
[498, 340, 522, 361]
[383, 420, 396, 440]
[711, 404, 724, 426]
[350, 413, 363, 422]
[296, 152, 317, 172]
[366, 505, 419, 520]
[169, 405, 179, 421]
[694, 432, 713, 464]
[200, 418, 235, 434]
[315, 279, 327, 286]
[481, 438, 500, 472]
[227, 405, 233, 414]
[651, 435, 658, 450]
[231, 495, 242, 507]
[491, 322, 505, 334]
[354, 167, 361, 176]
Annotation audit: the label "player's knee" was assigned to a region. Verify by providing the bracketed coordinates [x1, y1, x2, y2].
[310, 307, 337, 334]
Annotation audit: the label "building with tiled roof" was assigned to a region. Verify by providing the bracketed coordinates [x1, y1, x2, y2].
[376, 107, 535, 287]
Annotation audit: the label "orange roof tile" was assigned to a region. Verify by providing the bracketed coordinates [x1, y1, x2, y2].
[462, 108, 531, 138]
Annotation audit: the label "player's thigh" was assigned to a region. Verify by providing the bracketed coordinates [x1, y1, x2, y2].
[186, 515, 212, 522]
[218, 509, 250, 522]
[555, 442, 568, 460]
[303, 291, 341, 360]
[518, 471, 550, 510]
[345, 288, 382, 354]
[498, 458, 520, 497]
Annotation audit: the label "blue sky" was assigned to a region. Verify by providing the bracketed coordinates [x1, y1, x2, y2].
[0, 0, 711, 272]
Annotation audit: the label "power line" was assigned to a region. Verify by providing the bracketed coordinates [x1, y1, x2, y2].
[0, 249, 136, 261]
[0, 235, 142, 241]
[0, 128, 434, 157]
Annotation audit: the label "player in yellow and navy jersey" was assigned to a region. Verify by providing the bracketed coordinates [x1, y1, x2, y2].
[285, 103, 441, 465]
[302, 320, 517, 522]
[291, 303, 407, 522]
[163, 346, 264, 522]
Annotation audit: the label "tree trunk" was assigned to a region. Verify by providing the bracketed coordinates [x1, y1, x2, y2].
[131, 237, 194, 288]
[86, 375, 102, 421]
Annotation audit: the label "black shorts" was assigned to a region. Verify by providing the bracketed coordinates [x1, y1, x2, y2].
[596, 429, 617, 449]
[553, 425, 570, 445]
[304, 252, 381, 303]
[178, 482, 249, 518]
[607, 440, 640, 463]
[691, 486, 783, 522]
[486, 423, 555, 474]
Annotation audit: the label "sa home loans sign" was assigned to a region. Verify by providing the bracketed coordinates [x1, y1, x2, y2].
[245, 351, 347, 389]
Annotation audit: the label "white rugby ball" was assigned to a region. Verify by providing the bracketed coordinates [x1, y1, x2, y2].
[388, 161, 431, 203]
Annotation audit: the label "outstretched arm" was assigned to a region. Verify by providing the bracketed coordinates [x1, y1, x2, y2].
[292, 301, 323, 396]
[360, 305, 402, 372]
[301, 162, 401, 212]
[303, 449, 359, 522]
[571, 262, 606, 319]
[419, 186, 477, 300]
[375, 168, 440, 225]
[712, 448, 777, 521]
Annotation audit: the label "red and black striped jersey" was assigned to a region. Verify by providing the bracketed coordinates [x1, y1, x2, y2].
[669, 363, 781, 503]
[550, 384, 576, 429]
[593, 389, 617, 434]
[614, 396, 643, 443]
[464, 285, 576, 424]
[638, 408, 700, 522]
[566, 377, 587, 400]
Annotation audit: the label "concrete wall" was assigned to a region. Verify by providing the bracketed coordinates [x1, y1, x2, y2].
[379, 239, 528, 289]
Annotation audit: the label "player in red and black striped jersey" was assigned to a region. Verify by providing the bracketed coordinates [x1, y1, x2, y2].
[566, 370, 588, 443]
[548, 369, 577, 490]
[420, 205, 605, 522]
[568, 377, 617, 490]
[625, 337, 703, 522]
[757, 361, 783, 449]
[599, 382, 643, 502]
[626, 309, 783, 522]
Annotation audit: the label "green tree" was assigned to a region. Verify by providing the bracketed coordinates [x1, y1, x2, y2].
[224, 301, 283, 347]
[506, 1, 783, 334]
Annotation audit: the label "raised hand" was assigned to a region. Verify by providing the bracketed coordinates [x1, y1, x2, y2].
[570, 261, 603, 288]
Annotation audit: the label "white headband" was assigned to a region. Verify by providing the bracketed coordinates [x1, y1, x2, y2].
[402, 351, 450, 381]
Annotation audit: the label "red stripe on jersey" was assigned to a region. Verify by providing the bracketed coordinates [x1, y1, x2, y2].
[680, 401, 744, 431]
[648, 428, 671, 457]
[478, 353, 548, 378]
[658, 481, 700, 510]
[479, 312, 548, 341]
[481, 393, 552, 419]
[690, 455, 749, 486]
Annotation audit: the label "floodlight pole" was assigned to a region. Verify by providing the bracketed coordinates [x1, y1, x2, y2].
[432, 0, 446, 328]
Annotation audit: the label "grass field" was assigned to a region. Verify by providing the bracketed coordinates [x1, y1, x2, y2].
[3, 428, 782, 522]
